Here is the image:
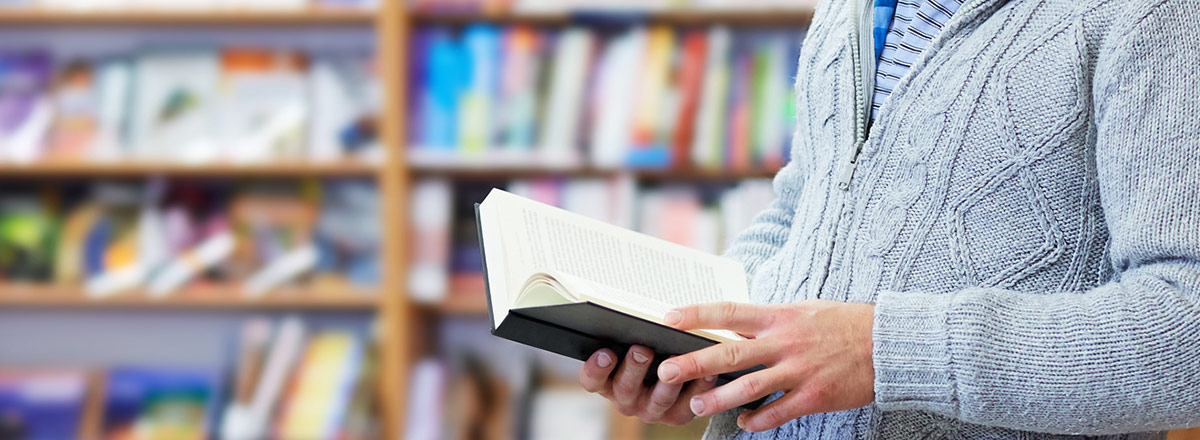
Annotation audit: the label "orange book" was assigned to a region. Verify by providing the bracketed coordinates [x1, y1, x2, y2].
[671, 31, 709, 169]
[631, 26, 676, 150]
[728, 53, 753, 171]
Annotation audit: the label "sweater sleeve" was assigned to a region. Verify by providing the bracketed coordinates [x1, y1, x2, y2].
[872, 1, 1200, 435]
[723, 159, 805, 282]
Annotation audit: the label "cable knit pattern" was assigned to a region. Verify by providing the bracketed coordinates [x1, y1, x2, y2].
[708, 0, 1200, 438]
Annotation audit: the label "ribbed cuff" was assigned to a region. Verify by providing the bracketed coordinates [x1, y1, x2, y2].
[872, 290, 959, 417]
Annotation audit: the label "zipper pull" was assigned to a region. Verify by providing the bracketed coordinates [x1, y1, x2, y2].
[838, 141, 864, 191]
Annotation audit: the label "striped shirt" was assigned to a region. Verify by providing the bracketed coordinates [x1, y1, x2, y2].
[872, 0, 964, 119]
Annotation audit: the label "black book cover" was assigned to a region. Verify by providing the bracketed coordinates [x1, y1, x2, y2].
[475, 203, 765, 409]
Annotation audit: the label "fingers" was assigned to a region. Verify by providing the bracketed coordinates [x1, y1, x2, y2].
[611, 345, 654, 410]
[579, 349, 617, 396]
[667, 302, 774, 334]
[658, 339, 777, 385]
[660, 375, 717, 426]
[689, 370, 785, 417]
[736, 388, 818, 432]
[639, 378, 683, 423]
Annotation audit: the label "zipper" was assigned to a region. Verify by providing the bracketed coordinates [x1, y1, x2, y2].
[813, 0, 878, 300]
[838, 0, 877, 191]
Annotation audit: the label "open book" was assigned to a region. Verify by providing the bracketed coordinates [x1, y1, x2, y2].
[477, 189, 764, 393]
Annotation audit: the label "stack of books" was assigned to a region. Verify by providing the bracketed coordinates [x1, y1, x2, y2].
[0, 49, 380, 166]
[408, 24, 804, 171]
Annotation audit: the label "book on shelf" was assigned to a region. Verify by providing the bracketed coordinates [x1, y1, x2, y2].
[222, 316, 377, 440]
[274, 330, 364, 439]
[102, 366, 222, 440]
[529, 387, 609, 440]
[217, 49, 309, 164]
[0, 52, 53, 164]
[29, 0, 371, 12]
[534, 26, 592, 165]
[0, 368, 90, 440]
[130, 50, 222, 163]
[402, 358, 448, 440]
[0, 179, 381, 297]
[0, 48, 380, 167]
[476, 189, 765, 403]
[409, 178, 453, 302]
[407, 23, 802, 171]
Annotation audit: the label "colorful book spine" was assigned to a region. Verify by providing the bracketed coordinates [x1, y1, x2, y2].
[626, 25, 675, 168]
[671, 30, 709, 168]
[458, 24, 501, 154]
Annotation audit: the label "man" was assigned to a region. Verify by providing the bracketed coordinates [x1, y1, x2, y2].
[579, 0, 1200, 438]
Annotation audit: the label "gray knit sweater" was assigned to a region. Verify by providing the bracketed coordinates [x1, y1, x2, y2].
[705, 0, 1200, 438]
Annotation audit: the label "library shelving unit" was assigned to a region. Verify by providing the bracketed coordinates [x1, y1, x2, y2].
[0, 161, 380, 178]
[0, 4, 411, 440]
[0, 7, 375, 26]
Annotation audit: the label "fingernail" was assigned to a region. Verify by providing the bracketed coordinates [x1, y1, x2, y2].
[664, 310, 682, 326]
[690, 397, 706, 416]
[658, 362, 679, 382]
[632, 351, 649, 365]
[596, 352, 612, 368]
[704, 375, 716, 383]
[737, 414, 747, 430]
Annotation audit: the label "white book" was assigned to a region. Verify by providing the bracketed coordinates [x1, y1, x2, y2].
[130, 51, 220, 163]
[478, 189, 747, 343]
[408, 178, 453, 303]
[243, 244, 318, 297]
[243, 316, 306, 440]
[537, 28, 595, 165]
[307, 55, 379, 162]
[403, 359, 448, 440]
[588, 28, 645, 169]
[219, 71, 308, 163]
[691, 26, 733, 169]
[92, 59, 132, 162]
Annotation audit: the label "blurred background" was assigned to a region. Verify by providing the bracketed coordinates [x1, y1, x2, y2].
[6, 1, 1191, 440]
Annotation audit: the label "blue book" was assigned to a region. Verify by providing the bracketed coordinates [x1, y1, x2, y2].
[422, 28, 467, 151]
[103, 367, 221, 439]
[408, 29, 432, 146]
[0, 371, 88, 440]
[459, 24, 502, 152]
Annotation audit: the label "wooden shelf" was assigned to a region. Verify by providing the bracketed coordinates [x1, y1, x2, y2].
[410, 165, 780, 181]
[0, 161, 381, 178]
[0, 8, 376, 26]
[0, 284, 380, 311]
[428, 294, 489, 316]
[409, 9, 814, 26]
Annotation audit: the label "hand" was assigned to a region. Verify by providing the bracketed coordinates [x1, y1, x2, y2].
[657, 300, 875, 432]
[578, 345, 718, 426]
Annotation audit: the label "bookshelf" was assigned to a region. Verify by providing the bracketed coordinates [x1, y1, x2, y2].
[0, 284, 380, 310]
[0, 5, 404, 440]
[410, 165, 781, 181]
[0, 161, 380, 177]
[0, 9, 375, 26]
[408, 9, 816, 26]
